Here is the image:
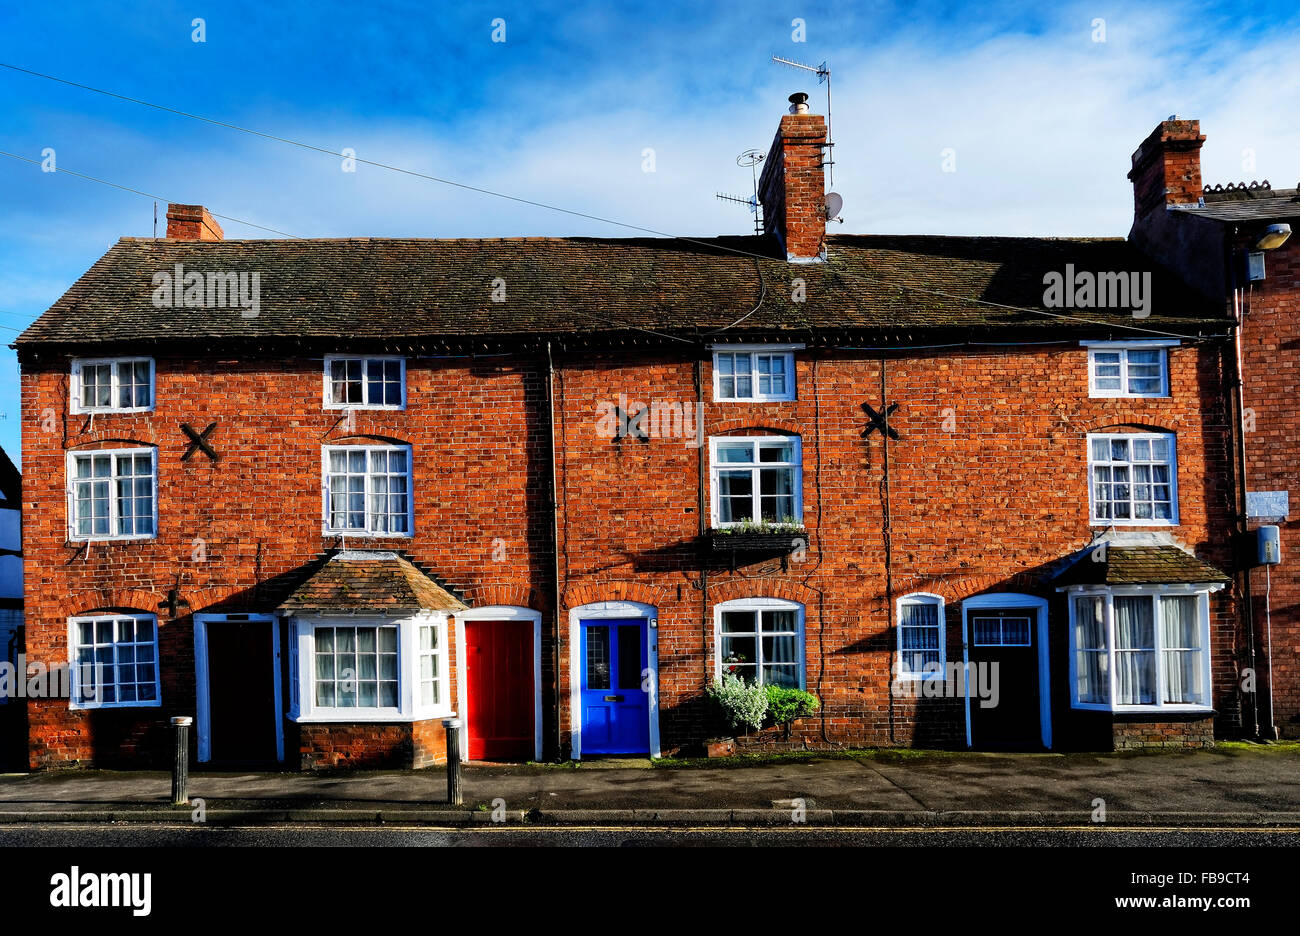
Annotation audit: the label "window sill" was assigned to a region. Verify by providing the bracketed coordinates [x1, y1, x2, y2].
[713, 396, 798, 404]
[1088, 519, 1178, 528]
[1070, 702, 1213, 714]
[320, 530, 413, 539]
[68, 534, 157, 544]
[323, 404, 406, 412]
[70, 407, 156, 416]
[70, 699, 162, 711]
[291, 708, 453, 724]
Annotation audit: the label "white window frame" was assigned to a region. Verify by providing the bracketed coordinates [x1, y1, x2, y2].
[287, 613, 451, 722]
[1087, 432, 1179, 527]
[70, 357, 156, 415]
[320, 444, 414, 537]
[322, 354, 407, 410]
[708, 435, 804, 528]
[67, 613, 162, 710]
[65, 447, 158, 542]
[712, 597, 806, 689]
[896, 593, 946, 681]
[1064, 585, 1219, 713]
[1082, 340, 1175, 398]
[710, 344, 800, 402]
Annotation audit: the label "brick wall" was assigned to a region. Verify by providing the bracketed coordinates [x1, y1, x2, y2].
[20, 352, 552, 767]
[19, 336, 1245, 764]
[1237, 234, 1300, 738]
[551, 341, 1240, 754]
[1112, 715, 1215, 749]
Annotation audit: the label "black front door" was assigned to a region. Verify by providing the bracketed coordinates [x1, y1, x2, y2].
[208, 620, 278, 763]
[968, 609, 1041, 750]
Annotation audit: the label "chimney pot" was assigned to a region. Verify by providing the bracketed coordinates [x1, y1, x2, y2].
[788, 92, 810, 115]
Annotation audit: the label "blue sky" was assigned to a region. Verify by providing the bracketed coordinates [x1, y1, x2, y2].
[2, 0, 1299, 465]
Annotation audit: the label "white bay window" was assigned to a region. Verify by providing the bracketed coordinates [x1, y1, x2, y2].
[287, 614, 449, 721]
[1066, 587, 1216, 711]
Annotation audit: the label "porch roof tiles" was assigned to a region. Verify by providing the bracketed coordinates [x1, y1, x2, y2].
[277, 551, 467, 614]
[1054, 545, 1231, 587]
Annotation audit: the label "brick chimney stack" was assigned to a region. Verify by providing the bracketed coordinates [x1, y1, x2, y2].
[758, 93, 828, 261]
[165, 204, 225, 241]
[1127, 118, 1206, 221]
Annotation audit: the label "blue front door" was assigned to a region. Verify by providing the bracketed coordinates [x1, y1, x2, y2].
[580, 619, 649, 755]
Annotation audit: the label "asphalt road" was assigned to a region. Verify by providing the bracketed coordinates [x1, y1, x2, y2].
[2, 823, 1297, 846]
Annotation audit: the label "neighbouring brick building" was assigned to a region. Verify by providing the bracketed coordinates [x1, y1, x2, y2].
[1127, 117, 1300, 739]
[11, 97, 1280, 770]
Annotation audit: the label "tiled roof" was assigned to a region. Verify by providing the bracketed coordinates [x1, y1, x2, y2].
[277, 551, 467, 613]
[12, 233, 1226, 350]
[1054, 545, 1231, 587]
[1175, 183, 1300, 222]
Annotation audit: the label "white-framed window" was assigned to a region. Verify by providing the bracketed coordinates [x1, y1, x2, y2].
[289, 614, 450, 721]
[897, 593, 945, 680]
[68, 613, 160, 709]
[1066, 587, 1215, 711]
[711, 344, 799, 402]
[321, 445, 412, 536]
[710, 436, 803, 527]
[70, 357, 155, 414]
[323, 355, 406, 409]
[66, 448, 157, 541]
[418, 622, 441, 707]
[713, 597, 805, 688]
[1084, 341, 1174, 398]
[1088, 432, 1178, 525]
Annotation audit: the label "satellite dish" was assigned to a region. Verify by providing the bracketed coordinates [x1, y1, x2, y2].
[825, 191, 844, 220]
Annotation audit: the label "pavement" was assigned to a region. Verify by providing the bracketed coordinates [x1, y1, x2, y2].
[0, 745, 1297, 827]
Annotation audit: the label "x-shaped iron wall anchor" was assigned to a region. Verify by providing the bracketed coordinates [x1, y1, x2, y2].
[181, 422, 220, 462]
[861, 402, 900, 440]
[159, 588, 190, 618]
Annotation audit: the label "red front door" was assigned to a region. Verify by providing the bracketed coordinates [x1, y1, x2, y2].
[466, 619, 534, 761]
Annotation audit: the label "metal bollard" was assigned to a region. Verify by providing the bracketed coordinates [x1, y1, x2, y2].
[170, 716, 192, 806]
[442, 717, 463, 806]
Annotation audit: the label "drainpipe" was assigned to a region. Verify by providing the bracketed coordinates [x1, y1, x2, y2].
[881, 355, 896, 745]
[546, 340, 563, 760]
[1226, 230, 1260, 738]
[696, 353, 708, 686]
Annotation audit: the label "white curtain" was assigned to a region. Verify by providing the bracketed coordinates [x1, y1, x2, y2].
[1114, 596, 1155, 704]
[1073, 597, 1108, 703]
[1161, 595, 1200, 704]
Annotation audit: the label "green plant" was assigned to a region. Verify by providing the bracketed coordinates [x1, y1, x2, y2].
[706, 672, 768, 734]
[765, 686, 820, 737]
[712, 516, 806, 536]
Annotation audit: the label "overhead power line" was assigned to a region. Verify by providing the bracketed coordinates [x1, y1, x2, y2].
[0, 62, 1220, 341]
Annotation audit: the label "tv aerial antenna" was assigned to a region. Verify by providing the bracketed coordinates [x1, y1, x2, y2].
[770, 55, 834, 187]
[716, 148, 766, 235]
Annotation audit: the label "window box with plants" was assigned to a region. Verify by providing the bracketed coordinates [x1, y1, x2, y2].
[706, 519, 807, 554]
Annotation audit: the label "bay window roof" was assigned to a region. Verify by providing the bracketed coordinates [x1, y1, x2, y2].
[1054, 544, 1230, 588]
[277, 550, 466, 614]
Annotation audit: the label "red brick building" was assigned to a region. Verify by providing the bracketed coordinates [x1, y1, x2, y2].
[1128, 118, 1300, 739]
[12, 100, 1263, 769]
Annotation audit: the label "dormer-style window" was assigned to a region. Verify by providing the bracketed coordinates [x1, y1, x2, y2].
[324, 355, 405, 409]
[1083, 341, 1175, 398]
[70, 358, 154, 414]
[711, 344, 800, 402]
